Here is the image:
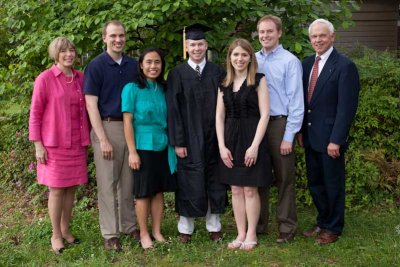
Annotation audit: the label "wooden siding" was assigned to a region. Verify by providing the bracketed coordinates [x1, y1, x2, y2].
[335, 0, 399, 51]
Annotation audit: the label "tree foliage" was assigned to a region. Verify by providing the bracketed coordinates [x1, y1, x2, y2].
[4, 0, 357, 68]
[1, 0, 358, 111]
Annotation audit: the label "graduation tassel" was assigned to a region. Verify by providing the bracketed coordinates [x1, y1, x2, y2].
[183, 26, 186, 60]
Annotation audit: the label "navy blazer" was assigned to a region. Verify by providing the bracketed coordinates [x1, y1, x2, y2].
[301, 48, 360, 153]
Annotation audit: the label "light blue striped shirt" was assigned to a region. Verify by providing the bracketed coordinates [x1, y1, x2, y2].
[256, 45, 304, 142]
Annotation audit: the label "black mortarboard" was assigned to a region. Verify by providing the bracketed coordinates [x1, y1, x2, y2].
[177, 23, 212, 59]
[183, 23, 212, 40]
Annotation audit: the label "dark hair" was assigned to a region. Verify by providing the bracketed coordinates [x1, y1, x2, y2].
[136, 48, 166, 89]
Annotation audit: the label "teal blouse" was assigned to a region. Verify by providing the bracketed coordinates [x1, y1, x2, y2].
[121, 80, 176, 173]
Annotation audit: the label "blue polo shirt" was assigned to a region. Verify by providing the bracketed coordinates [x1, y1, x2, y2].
[83, 51, 138, 118]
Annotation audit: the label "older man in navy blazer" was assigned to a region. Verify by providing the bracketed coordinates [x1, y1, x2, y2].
[297, 18, 360, 244]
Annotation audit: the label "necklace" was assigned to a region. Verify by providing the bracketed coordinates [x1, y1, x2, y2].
[65, 72, 74, 84]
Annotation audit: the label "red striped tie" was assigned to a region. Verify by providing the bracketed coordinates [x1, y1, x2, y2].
[308, 56, 321, 104]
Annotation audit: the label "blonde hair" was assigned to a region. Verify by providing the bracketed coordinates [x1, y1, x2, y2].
[222, 38, 258, 87]
[48, 37, 76, 63]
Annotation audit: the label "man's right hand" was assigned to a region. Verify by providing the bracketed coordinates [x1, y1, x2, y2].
[296, 133, 304, 148]
[175, 146, 187, 158]
[100, 139, 113, 160]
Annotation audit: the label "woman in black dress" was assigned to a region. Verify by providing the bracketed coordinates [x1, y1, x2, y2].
[216, 38, 271, 250]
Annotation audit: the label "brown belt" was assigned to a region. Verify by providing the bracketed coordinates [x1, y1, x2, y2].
[269, 115, 287, 121]
[102, 117, 123, 122]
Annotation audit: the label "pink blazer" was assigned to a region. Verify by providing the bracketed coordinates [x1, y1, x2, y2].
[29, 65, 91, 147]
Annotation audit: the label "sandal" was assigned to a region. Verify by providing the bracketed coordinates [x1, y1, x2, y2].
[240, 241, 257, 251]
[51, 237, 65, 255]
[140, 235, 154, 250]
[64, 237, 80, 245]
[227, 240, 243, 249]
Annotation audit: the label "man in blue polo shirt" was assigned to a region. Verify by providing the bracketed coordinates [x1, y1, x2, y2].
[256, 15, 304, 243]
[84, 20, 139, 251]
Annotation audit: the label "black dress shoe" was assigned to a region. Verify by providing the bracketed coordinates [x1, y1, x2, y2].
[179, 233, 192, 244]
[129, 229, 140, 241]
[276, 232, 295, 243]
[104, 237, 122, 252]
[209, 231, 223, 242]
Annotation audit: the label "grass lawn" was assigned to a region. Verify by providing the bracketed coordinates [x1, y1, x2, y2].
[0, 188, 398, 267]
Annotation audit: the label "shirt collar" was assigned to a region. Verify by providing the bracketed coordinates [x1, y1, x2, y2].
[50, 64, 76, 77]
[104, 51, 127, 65]
[260, 44, 282, 57]
[50, 64, 62, 77]
[317, 46, 333, 61]
[188, 58, 206, 72]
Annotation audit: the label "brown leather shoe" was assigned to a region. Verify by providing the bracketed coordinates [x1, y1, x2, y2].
[179, 233, 191, 244]
[129, 229, 140, 241]
[316, 230, 339, 245]
[276, 232, 295, 243]
[209, 231, 223, 242]
[303, 225, 322, 237]
[104, 237, 122, 251]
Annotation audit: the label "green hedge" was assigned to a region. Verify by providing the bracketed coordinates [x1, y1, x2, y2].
[0, 48, 399, 209]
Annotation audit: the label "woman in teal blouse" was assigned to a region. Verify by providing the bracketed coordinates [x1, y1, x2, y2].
[122, 48, 176, 250]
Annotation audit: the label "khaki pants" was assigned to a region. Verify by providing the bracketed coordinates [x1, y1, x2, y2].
[258, 117, 297, 234]
[91, 121, 136, 239]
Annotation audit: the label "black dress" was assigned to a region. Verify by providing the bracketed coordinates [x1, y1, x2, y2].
[167, 61, 228, 217]
[219, 73, 272, 187]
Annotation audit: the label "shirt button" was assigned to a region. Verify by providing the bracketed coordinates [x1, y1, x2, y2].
[308, 122, 311, 126]
[308, 109, 311, 113]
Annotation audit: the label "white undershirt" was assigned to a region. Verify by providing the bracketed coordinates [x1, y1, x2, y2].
[188, 58, 206, 73]
[115, 57, 122, 65]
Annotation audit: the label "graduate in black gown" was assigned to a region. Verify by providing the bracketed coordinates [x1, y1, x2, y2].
[167, 23, 227, 243]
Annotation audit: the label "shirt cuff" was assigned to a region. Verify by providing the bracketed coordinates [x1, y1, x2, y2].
[283, 132, 295, 143]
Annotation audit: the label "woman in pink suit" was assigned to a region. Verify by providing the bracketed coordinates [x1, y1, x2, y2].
[29, 37, 90, 254]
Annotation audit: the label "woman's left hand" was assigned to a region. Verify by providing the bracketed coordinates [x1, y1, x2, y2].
[34, 141, 48, 164]
[128, 152, 141, 170]
[244, 145, 258, 167]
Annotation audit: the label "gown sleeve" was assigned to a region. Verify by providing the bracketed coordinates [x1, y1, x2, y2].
[166, 67, 187, 147]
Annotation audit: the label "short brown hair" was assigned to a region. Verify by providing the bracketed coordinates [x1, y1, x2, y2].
[257, 15, 282, 32]
[102, 20, 125, 37]
[48, 37, 76, 63]
[222, 38, 258, 88]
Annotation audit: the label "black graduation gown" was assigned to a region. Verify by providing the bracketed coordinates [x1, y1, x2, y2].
[167, 61, 228, 217]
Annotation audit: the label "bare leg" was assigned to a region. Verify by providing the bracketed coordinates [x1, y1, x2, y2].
[151, 192, 166, 242]
[243, 186, 260, 247]
[48, 187, 65, 250]
[231, 186, 246, 243]
[135, 197, 153, 249]
[61, 186, 76, 242]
